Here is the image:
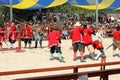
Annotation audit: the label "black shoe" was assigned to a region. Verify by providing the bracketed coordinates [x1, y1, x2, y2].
[89, 54, 95, 60]
[116, 54, 119, 56]
[34, 46, 37, 48]
[112, 54, 116, 57]
[118, 54, 120, 57]
[59, 58, 64, 62]
[80, 59, 86, 62]
[40, 46, 44, 48]
[59, 59, 63, 62]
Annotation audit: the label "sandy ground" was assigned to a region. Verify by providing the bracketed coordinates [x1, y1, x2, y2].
[0, 37, 120, 80]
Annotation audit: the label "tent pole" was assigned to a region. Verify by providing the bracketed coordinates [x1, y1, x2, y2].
[96, 0, 98, 27]
[10, 0, 13, 21]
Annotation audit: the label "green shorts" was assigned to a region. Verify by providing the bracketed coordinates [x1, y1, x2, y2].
[72, 42, 85, 52]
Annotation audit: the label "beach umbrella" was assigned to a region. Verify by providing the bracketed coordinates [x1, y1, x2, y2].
[67, 0, 120, 10]
[4, 0, 39, 21]
[6, 0, 39, 9]
[0, 0, 19, 4]
[1, 0, 68, 10]
[1, 0, 120, 10]
[106, 0, 120, 10]
[26, 0, 68, 10]
[67, 0, 120, 27]
[26, 0, 53, 10]
[44, 0, 68, 8]
[67, 0, 102, 5]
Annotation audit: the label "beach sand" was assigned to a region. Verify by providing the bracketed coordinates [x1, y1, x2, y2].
[0, 37, 120, 80]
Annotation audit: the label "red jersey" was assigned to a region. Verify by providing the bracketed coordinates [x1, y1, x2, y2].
[113, 30, 120, 41]
[83, 28, 93, 45]
[21, 25, 33, 38]
[93, 40, 104, 49]
[70, 26, 84, 44]
[47, 30, 60, 47]
[0, 28, 5, 42]
[9, 24, 17, 40]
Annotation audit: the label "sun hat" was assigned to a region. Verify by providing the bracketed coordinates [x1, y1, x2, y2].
[74, 22, 81, 27]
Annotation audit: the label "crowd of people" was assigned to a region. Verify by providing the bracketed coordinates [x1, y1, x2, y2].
[0, 12, 120, 62]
